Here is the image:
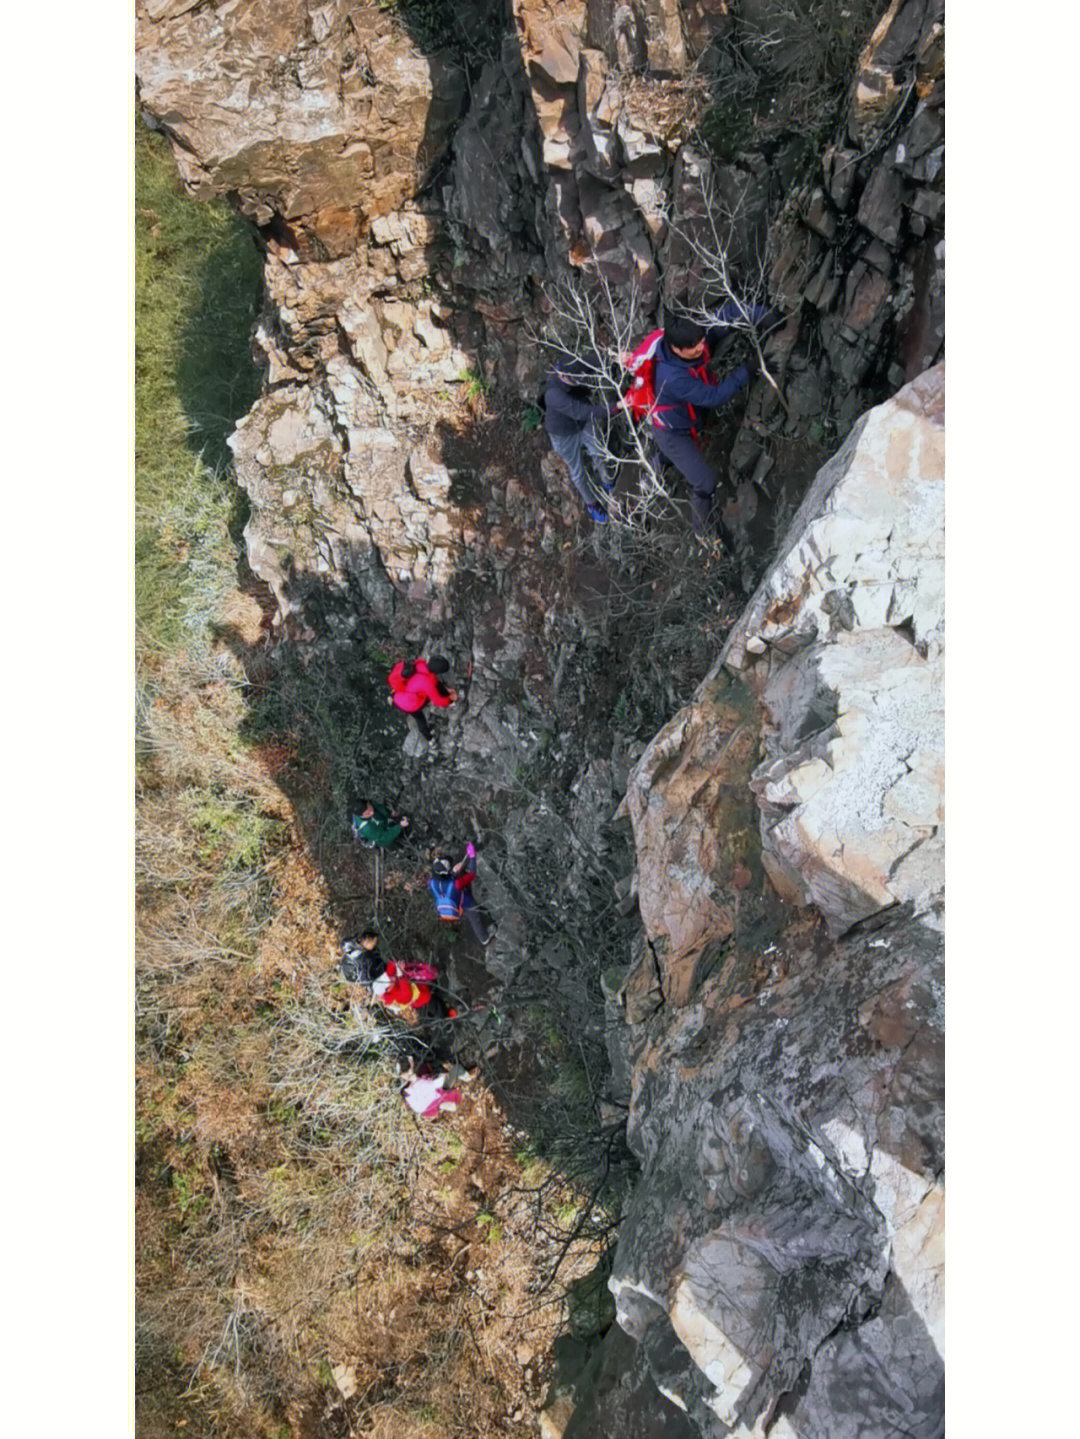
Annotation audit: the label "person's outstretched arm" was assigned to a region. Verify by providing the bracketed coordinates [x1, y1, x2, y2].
[414, 670, 457, 706]
[705, 301, 779, 337]
[454, 844, 477, 890]
[660, 364, 751, 409]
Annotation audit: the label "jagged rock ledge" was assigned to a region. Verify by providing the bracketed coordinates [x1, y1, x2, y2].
[554, 367, 945, 1439]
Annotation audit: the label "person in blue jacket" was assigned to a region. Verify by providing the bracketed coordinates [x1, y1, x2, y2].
[543, 351, 616, 525]
[648, 309, 775, 538]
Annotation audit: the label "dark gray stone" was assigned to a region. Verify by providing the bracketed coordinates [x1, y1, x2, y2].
[856, 162, 905, 248]
[824, 146, 860, 209]
[610, 905, 943, 1436]
[559, 1323, 701, 1439]
[783, 1276, 945, 1439]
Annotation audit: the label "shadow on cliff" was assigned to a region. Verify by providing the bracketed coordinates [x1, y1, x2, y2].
[174, 209, 265, 482]
[210, 537, 643, 1195]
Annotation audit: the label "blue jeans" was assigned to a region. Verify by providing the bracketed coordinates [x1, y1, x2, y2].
[548, 422, 614, 508]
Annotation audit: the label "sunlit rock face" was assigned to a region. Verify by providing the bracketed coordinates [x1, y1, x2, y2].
[729, 363, 945, 937]
[135, 0, 466, 235]
[610, 368, 944, 1438]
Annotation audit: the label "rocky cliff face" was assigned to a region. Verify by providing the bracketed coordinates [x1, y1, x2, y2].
[728, 362, 944, 935]
[137, 0, 944, 640]
[136, 0, 945, 1433]
[599, 368, 944, 1438]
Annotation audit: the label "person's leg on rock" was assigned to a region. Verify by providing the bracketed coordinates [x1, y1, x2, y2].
[582, 421, 615, 493]
[464, 904, 492, 946]
[549, 429, 595, 509]
[650, 428, 718, 537]
[407, 708, 432, 742]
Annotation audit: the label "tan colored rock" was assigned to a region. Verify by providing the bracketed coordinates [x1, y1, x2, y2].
[513, 0, 587, 84]
[330, 1362, 357, 1399]
[622, 671, 762, 984]
[136, 0, 465, 237]
[538, 1392, 576, 1439]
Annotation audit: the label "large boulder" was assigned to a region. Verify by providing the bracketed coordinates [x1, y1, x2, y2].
[726, 363, 944, 936]
[136, 0, 466, 239]
[606, 367, 945, 1437]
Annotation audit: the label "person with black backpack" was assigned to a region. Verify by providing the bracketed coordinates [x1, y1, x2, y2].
[340, 930, 385, 986]
[543, 351, 616, 525]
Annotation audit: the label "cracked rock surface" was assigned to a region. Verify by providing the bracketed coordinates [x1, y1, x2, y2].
[598, 370, 944, 1438]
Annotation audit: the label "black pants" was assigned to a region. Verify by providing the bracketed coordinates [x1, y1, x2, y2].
[649, 427, 717, 535]
[407, 709, 432, 741]
[462, 904, 490, 945]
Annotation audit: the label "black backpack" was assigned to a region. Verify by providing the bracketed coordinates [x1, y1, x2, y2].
[341, 937, 381, 985]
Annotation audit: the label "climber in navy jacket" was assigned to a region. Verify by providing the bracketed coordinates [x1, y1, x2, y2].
[649, 305, 778, 538]
[543, 351, 616, 525]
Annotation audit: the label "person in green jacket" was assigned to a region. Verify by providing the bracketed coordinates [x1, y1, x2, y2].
[351, 800, 410, 848]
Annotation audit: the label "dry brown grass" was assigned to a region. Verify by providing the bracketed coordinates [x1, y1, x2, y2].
[136, 622, 603, 1438]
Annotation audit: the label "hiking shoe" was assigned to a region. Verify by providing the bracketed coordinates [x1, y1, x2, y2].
[587, 505, 608, 523]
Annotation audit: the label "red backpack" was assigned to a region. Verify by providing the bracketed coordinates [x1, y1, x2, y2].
[622, 329, 713, 438]
[622, 329, 665, 423]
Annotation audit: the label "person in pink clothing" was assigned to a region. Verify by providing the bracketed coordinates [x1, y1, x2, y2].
[396, 1053, 471, 1116]
[400, 1060, 464, 1118]
[386, 656, 458, 742]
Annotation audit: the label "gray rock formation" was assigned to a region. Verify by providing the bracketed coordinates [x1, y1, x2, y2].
[594, 369, 944, 1438]
[135, 3, 947, 1432]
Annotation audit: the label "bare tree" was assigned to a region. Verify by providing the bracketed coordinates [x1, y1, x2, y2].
[533, 202, 787, 536]
[533, 269, 680, 532]
[660, 154, 791, 415]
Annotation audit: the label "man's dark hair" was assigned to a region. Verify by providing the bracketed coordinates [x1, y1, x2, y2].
[427, 655, 449, 675]
[664, 316, 706, 351]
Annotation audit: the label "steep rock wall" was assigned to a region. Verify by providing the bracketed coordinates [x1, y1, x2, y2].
[136, 0, 945, 640]
[135, 5, 947, 1434]
[597, 369, 944, 1438]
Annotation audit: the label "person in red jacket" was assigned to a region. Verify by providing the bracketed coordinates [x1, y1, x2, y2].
[386, 656, 458, 742]
[370, 959, 462, 1019]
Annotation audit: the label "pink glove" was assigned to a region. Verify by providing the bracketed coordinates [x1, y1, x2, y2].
[466, 843, 476, 858]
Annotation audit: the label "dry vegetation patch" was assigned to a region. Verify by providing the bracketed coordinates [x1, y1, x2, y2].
[136, 117, 612, 1437]
[137, 645, 605, 1438]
